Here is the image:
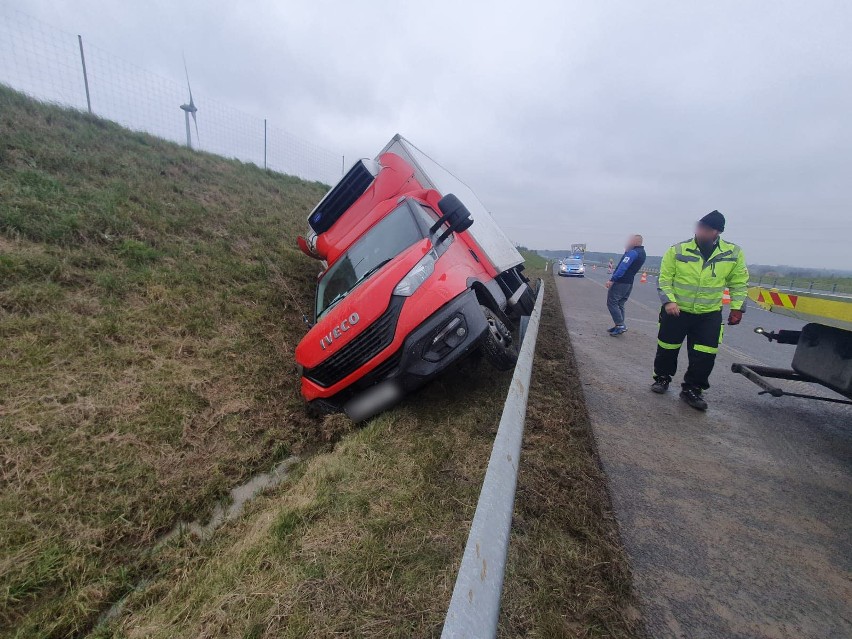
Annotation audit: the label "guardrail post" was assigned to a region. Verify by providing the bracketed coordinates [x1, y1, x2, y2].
[441, 283, 545, 639]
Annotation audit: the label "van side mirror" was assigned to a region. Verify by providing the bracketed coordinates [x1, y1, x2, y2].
[431, 194, 474, 243]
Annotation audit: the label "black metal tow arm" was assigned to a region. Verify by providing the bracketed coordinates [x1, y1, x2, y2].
[731, 327, 852, 406]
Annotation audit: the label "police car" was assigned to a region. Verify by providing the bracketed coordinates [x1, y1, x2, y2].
[558, 256, 586, 277]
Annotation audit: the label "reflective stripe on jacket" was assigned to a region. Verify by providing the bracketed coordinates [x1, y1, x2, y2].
[657, 237, 749, 313]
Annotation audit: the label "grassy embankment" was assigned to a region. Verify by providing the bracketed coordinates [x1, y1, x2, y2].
[0, 85, 328, 636]
[1, 86, 641, 638]
[102, 254, 641, 639]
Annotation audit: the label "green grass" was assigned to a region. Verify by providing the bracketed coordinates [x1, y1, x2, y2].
[1, 86, 640, 638]
[519, 248, 547, 270]
[95, 273, 640, 638]
[0, 85, 328, 637]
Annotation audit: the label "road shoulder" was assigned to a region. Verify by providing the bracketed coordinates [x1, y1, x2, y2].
[555, 272, 852, 639]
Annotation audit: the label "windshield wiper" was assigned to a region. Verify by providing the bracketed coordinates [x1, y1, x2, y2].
[320, 259, 393, 317]
[322, 291, 349, 316]
[353, 259, 392, 288]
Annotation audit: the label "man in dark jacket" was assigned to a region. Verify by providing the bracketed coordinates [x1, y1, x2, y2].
[606, 234, 646, 335]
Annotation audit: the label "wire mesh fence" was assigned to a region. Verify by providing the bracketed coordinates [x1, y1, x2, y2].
[0, 5, 343, 185]
[752, 276, 852, 296]
[564, 261, 851, 295]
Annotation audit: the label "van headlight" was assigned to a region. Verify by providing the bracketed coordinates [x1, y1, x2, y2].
[393, 249, 437, 296]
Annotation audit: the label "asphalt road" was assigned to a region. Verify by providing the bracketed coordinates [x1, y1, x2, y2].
[581, 266, 812, 371]
[553, 269, 852, 639]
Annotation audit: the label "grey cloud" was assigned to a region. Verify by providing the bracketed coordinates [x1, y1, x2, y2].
[11, 0, 852, 267]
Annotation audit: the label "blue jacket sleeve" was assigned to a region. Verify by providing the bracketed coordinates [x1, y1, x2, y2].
[611, 251, 635, 281]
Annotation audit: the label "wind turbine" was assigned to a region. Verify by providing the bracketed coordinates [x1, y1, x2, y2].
[179, 55, 199, 149]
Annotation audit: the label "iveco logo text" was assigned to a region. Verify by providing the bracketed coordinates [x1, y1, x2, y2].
[320, 313, 360, 350]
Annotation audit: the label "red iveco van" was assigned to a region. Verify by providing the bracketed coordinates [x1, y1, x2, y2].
[295, 135, 535, 419]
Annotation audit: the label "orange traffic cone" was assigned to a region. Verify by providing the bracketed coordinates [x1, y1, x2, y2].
[640, 272, 648, 284]
[722, 288, 731, 305]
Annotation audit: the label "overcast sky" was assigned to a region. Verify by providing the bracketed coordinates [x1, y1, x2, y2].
[6, 0, 852, 268]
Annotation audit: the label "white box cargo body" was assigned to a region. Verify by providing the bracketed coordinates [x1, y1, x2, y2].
[378, 135, 524, 274]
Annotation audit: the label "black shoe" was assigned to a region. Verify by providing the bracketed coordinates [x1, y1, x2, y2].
[680, 387, 708, 411]
[651, 377, 670, 394]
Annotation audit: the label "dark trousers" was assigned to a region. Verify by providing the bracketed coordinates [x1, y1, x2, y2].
[654, 308, 723, 390]
[606, 282, 633, 325]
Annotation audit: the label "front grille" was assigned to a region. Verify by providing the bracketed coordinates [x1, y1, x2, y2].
[305, 297, 404, 388]
[353, 350, 402, 391]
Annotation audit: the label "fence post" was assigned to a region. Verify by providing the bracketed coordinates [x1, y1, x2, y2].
[341, 155, 345, 176]
[263, 119, 267, 170]
[77, 35, 92, 114]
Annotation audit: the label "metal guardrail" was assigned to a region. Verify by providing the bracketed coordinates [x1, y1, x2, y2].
[441, 281, 545, 638]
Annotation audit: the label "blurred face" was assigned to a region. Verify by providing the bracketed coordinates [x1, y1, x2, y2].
[624, 235, 642, 251]
[625, 234, 642, 250]
[695, 223, 720, 244]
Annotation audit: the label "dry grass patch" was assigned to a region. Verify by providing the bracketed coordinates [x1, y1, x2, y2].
[108, 361, 507, 639]
[103, 269, 642, 638]
[500, 268, 642, 637]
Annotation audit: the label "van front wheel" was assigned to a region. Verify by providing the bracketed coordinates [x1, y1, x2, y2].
[479, 305, 518, 371]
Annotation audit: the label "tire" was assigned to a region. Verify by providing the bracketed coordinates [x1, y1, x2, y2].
[479, 305, 518, 371]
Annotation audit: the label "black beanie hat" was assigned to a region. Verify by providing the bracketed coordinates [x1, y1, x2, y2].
[698, 210, 725, 232]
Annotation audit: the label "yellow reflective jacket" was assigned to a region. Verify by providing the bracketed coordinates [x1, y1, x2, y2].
[657, 238, 749, 313]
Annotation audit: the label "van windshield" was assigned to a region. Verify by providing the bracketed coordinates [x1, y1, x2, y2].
[316, 203, 425, 319]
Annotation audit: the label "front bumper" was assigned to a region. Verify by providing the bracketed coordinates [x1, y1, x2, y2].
[559, 270, 585, 277]
[310, 289, 488, 420]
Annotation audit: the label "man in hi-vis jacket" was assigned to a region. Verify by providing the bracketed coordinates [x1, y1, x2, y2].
[651, 211, 749, 411]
